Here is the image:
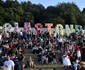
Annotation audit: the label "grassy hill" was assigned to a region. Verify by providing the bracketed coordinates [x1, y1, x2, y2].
[24, 49, 63, 70]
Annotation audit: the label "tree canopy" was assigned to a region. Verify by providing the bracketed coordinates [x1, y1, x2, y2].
[0, 0, 85, 27]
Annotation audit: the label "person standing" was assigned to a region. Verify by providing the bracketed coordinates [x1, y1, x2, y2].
[62, 51, 71, 70]
[4, 55, 15, 70]
[0, 32, 2, 46]
[14, 54, 25, 70]
[58, 36, 63, 50]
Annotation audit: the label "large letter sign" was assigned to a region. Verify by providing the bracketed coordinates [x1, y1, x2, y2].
[14, 22, 18, 33]
[3, 23, 13, 32]
[35, 23, 43, 33]
[24, 22, 31, 33]
[55, 24, 64, 35]
[65, 25, 74, 35]
[45, 23, 53, 34]
[75, 25, 83, 32]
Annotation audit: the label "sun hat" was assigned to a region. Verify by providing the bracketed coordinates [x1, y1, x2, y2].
[80, 61, 85, 67]
[0, 66, 8, 70]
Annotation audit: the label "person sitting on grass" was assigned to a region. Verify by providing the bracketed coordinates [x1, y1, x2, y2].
[29, 56, 36, 68]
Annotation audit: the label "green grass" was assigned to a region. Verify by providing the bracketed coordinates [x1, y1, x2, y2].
[24, 49, 63, 70]
[25, 64, 63, 70]
[25, 68, 63, 70]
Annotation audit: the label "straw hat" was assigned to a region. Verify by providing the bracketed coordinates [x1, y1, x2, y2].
[80, 61, 85, 67]
[0, 66, 8, 70]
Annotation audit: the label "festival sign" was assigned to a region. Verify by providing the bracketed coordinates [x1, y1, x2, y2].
[24, 22, 31, 33]
[75, 25, 83, 32]
[55, 24, 64, 35]
[45, 23, 53, 34]
[14, 22, 18, 33]
[2, 22, 84, 35]
[55, 24, 83, 35]
[2, 23, 13, 32]
[29, 23, 84, 35]
[35, 23, 43, 33]
[65, 25, 74, 35]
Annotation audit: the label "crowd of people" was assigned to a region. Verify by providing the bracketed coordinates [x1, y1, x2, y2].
[0, 30, 85, 70]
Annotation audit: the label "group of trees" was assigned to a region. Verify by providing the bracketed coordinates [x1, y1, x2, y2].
[0, 0, 85, 27]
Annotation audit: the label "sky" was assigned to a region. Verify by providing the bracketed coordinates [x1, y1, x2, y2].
[16, 0, 84, 11]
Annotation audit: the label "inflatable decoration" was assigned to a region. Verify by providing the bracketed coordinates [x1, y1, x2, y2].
[24, 23, 26, 32]
[75, 25, 83, 32]
[35, 23, 43, 33]
[14, 22, 18, 33]
[24, 22, 31, 33]
[3, 23, 13, 32]
[65, 25, 74, 35]
[45, 23, 53, 34]
[55, 24, 64, 35]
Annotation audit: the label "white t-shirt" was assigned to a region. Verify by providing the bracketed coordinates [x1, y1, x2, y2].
[73, 63, 79, 70]
[63, 55, 71, 66]
[0, 34, 2, 40]
[54, 32, 57, 37]
[69, 45, 73, 50]
[32, 46, 38, 50]
[58, 38, 63, 43]
[20, 32, 23, 36]
[77, 50, 81, 58]
[4, 60, 15, 70]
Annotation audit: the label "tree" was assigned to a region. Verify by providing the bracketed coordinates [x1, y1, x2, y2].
[0, 6, 5, 25]
[20, 12, 34, 27]
[0, 1, 85, 27]
[0, 0, 4, 6]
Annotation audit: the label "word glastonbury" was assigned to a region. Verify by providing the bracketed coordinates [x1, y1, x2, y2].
[3, 22, 85, 35]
